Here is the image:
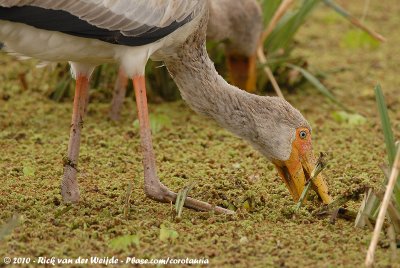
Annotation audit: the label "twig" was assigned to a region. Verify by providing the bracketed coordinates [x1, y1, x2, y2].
[260, 0, 296, 45]
[257, 50, 284, 99]
[366, 147, 400, 267]
[295, 153, 327, 211]
[323, 0, 386, 42]
[256, 0, 294, 99]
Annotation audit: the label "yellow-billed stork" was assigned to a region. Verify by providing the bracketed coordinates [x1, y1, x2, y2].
[0, 0, 332, 213]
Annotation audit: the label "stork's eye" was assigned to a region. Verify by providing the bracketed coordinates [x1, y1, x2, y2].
[299, 130, 307, 139]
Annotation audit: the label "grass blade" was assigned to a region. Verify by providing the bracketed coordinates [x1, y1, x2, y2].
[261, 0, 283, 25]
[266, 0, 320, 55]
[175, 182, 195, 219]
[123, 181, 134, 219]
[295, 180, 313, 211]
[374, 84, 400, 208]
[322, 0, 385, 42]
[260, 0, 295, 44]
[51, 76, 71, 102]
[355, 189, 380, 228]
[286, 63, 349, 111]
[374, 84, 396, 166]
[366, 146, 400, 267]
[295, 153, 327, 211]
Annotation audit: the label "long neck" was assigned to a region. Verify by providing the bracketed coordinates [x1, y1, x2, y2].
[164, 30, 258, 143]
[167, 46, 238, 114]
[163, 13, 309, 162]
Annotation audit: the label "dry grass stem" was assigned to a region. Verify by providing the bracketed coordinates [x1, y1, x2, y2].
[365, 147, 400, 267]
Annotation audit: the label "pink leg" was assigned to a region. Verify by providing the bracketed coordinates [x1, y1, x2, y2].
[61, 75, 90, 203]
[109, 67, 128, 121]
[133, 76, 233, 214]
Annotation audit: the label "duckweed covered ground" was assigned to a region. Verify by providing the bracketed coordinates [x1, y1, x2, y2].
[1, 1, 399, 267]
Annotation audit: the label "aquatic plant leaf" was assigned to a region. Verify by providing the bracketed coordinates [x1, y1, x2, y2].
[242, 200, 251, 211]
[341, 30, 380, 49]
[150, 114, 172, 134]
[109, 234, 140, 251]
[159, 224, 179, 242]
[347, 114, 367, 125]
[286, 63, 348, 111]
[133, 114, 171, 134]
[332, 111, 367, 125]
[23, 165, 35, 177]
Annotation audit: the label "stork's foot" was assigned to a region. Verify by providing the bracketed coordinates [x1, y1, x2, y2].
[132, 75, 233, 215]
[144, 180, 234, 214]
[61, 165, 80, 203]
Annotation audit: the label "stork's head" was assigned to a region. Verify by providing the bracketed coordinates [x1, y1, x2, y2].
[245, 96, 332, 204]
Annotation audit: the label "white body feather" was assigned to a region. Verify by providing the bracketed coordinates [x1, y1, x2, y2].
[0, 0, 204, 77]
[0, 0, 200, 35]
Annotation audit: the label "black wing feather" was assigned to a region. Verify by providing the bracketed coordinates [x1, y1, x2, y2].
[0, 6, 192, 46]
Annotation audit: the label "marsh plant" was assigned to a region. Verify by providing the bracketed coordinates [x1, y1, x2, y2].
[355, 84, 400, 265]
[355, 85, 400, 229]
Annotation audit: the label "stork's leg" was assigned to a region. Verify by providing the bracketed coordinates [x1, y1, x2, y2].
[109, 67, 128, 121]
[61, 75, 90, 203]
[133, 76, 233, 214]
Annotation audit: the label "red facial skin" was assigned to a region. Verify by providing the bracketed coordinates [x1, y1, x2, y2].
[273, 128, 332, 204]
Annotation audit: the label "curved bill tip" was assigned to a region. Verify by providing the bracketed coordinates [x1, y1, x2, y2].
[273, 150, 332, 204]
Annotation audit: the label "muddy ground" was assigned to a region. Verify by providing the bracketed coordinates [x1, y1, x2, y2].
[0, 0, 399, 267]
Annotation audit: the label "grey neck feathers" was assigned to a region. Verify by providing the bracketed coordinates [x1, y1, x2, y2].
[165, 32, 259, 144]
[164, 15, 309, 161]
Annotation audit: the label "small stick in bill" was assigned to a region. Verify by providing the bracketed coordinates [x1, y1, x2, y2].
[295, 153, 328, 211]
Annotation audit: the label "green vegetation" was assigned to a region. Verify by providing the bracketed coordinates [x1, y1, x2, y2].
[355, 85, 400, 234]
[0, 1, 398, 267]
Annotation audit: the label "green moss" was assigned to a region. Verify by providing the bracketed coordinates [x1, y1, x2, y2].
[0, 1, 399, 267]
